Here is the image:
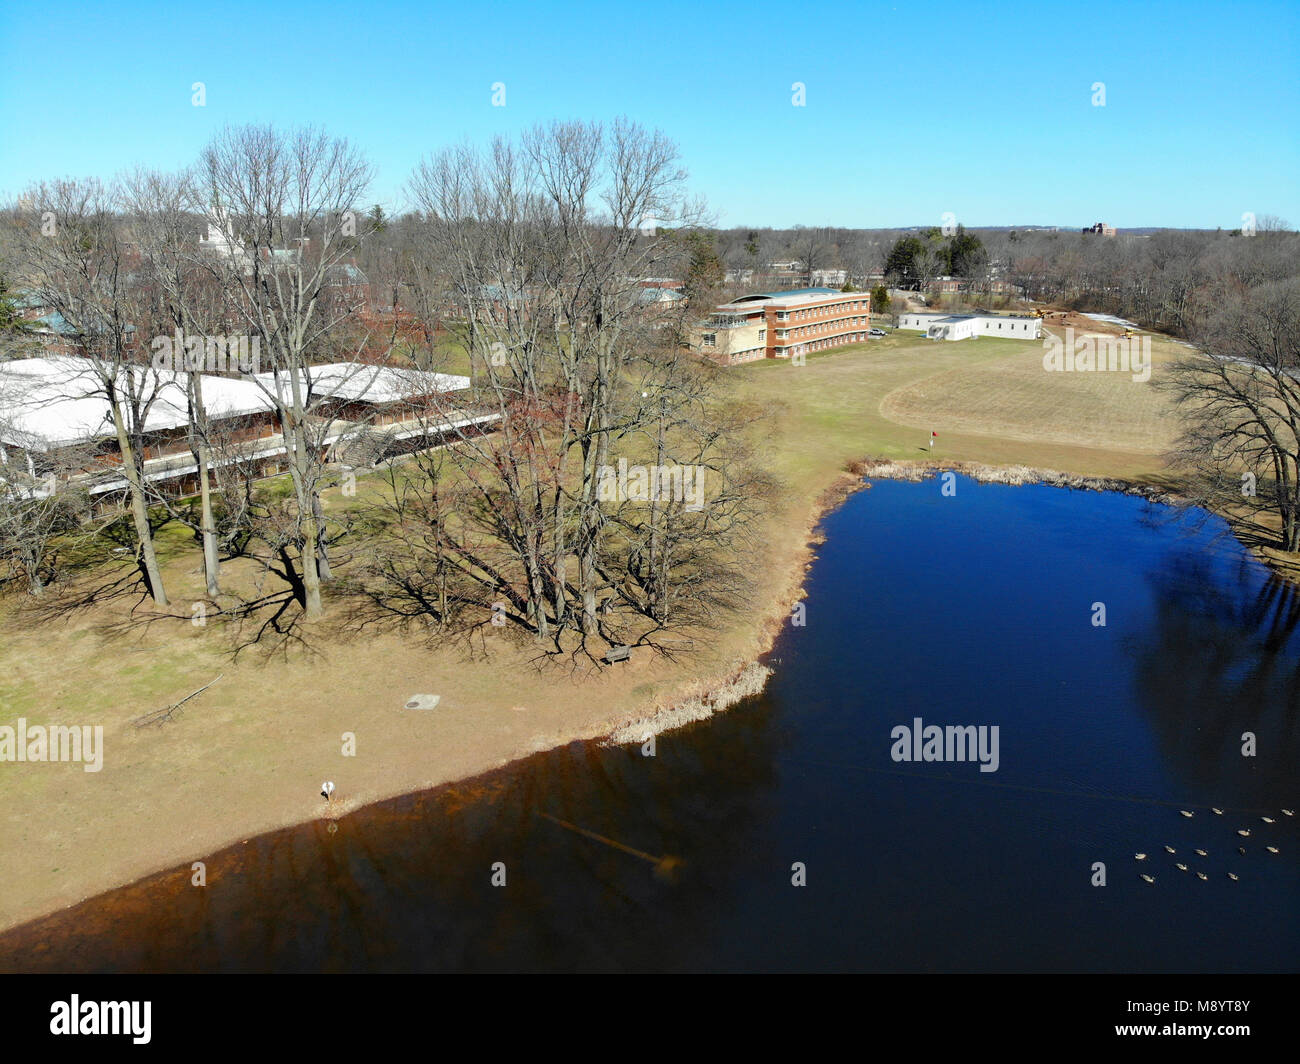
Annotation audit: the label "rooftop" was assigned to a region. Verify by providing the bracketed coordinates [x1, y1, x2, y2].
[253, 363, 470, 404]
[717, 287, 854, 311]
[0, 357, 274, 450]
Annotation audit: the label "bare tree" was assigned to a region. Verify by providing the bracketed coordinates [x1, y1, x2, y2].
[381, 119, 764, 658]
[197, 124, 378, 619]
[1165, 279, 1300, 550]
[9, 179, 173, 603]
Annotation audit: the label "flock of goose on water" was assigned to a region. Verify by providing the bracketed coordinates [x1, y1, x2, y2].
[1135, 807, 1292, 883]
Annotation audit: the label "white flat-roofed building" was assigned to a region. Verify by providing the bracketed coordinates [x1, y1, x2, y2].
[897, 313, 1041, 341]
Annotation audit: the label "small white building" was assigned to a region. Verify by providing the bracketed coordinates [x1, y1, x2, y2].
[897, 313, 1041, 341]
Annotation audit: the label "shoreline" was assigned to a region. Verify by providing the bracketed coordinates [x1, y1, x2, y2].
[0, 454, 1287, 941]
[0, 466, 866, 938]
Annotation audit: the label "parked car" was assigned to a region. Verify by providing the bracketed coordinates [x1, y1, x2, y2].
[868, 327, 887, 337]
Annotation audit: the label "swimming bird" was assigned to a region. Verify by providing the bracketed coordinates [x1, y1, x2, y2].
[1164, 845, 1176, 854]
[1237, 829, 1251, 837]
[1239, 847, 1248, 855]
[1196, 871, 1208, 881]
[1195, 848, 1208, 857]
[1176, 863, 1188, 871]
[1211, 807, 1224, 815]
[1283, 809, 1294, 817]
[1227, 872, 1240, 881]
[1140, 873, 1155, 884]
[1135, 853, 1148, 860]
[1261, 816, 1275, 824]
[1180, 810, 1194, 818]
[1266, 846, 1279, 854]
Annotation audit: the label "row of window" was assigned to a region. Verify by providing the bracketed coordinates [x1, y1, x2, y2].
[775, 332, 870, 356]
[774, 299, 868, 322]
[776, 316, 868, 339]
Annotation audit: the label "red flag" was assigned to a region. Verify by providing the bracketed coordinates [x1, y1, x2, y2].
[931, 431, 938, 438]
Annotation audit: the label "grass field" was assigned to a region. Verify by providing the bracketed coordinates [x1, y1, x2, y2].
[733, 326, 1185, 491]
[0, 323, 1192, 934]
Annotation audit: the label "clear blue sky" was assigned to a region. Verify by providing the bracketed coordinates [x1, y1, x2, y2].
[2, 0, 1296, 229]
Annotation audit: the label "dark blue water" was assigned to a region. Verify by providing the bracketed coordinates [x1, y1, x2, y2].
[2, 475, 1297, 972]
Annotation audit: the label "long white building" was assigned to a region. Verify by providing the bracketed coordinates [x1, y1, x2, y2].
[898, 313, 1041, 341]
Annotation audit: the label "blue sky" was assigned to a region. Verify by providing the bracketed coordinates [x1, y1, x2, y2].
[1, 0, 1296, 229]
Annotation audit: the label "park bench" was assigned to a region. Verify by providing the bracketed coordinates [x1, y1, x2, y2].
[604, 645, 632, 664]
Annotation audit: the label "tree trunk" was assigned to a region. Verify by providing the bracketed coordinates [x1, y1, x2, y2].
[112, 402, 168, 606]
[190, 375, 221, 598]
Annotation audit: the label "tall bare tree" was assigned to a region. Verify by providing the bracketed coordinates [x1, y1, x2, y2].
[1166, 279, 1300, 550]
[10, 179, 172, 603]
[197, 124, 377, 619]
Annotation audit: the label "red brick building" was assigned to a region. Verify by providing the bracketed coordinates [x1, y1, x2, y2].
[693, 287, 872, 366]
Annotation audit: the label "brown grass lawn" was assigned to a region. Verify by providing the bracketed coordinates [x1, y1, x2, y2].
[0, 324, 1190, 934]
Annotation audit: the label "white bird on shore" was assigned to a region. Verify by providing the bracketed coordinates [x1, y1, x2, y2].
[1237, 829, 1251, 837]
[1176, 863, 1188, 872]
[321, 781, 336, 803]
[1266, 846, 1280, 854]
[1195, 848, 1208, 857]
[1261, 816, 1275, 824]
[1140, 873, 1155, 884]
[1180, 810, 1194, 818]
[1227, 873, 1240, 881]
[1164, 845, 1176, 854]
[1195, 871, 1208, 881]
[1135, 853, 1148, 860]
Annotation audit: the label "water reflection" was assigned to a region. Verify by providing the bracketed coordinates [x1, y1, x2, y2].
[1133, 543, 1300, 800]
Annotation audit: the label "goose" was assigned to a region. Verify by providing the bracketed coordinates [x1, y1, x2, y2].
[1195, 848, 1208, 856]
[1227, 872, 1240, 881]
[1261, 816, 1276, 824]
[1283, 809, 1295, 817]
[1195, 871, 1208, 881]
[1140, 873, 1155, 884]
[1180, 810, 1194, 818]
[1211, 807, 1224, 815]
[1266, 846, 1280, 854]
[1164, 845, 1177, 854]
[1135, 853, 1148, 860]
[1176, 863, 1188, 871]
[1237, 829, 1251, 837]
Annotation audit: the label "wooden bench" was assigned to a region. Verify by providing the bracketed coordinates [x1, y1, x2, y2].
[604, 645, 632, 664]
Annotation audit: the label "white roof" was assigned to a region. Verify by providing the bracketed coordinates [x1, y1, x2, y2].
[253, 363, 470, 404]
[0, 356, 274, 450]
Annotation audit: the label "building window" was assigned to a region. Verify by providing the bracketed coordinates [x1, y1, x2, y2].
[703, 333, 716, 348]
[758, 329, 766, 342]
[777, 312, 788, 320]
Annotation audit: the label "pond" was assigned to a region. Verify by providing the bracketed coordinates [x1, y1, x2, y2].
[2, 474, 1296, 972]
